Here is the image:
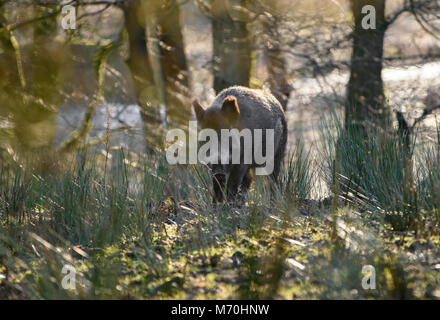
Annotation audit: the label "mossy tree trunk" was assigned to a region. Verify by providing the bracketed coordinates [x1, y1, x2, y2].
[211, 0, 251, 93]
[261, 11, 291, 111]
[0, 2, 62, 159]
[122, 0, 190, 149]
[152, 0, 190, 127]
[346, 0, 389, 130]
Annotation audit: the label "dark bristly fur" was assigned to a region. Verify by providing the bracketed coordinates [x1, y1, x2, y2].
[193, 86, 288, 202]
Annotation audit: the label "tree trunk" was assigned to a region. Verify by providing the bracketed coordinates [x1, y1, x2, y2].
[346, 0, 389, 130]
[261, 14, 291, 111]
[211, 0, 251, 93]
[123, 0, 190, 149]
[122, 0, 155, 110]
[152, 0, 190, 127]
[122, 0, 161, 148]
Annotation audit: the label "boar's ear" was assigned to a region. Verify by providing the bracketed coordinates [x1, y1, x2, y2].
[221, 96, 240, 123]
[192, 99, 205, 121]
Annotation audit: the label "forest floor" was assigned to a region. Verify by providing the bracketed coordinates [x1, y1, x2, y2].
[1, 145, 440, 299]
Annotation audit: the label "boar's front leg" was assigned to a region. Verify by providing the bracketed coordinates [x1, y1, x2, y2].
[213, 173, 226, 203]
[226, 165, 249, 202]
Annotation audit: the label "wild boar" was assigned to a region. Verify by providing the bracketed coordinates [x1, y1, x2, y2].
[193, 86, 287, 202]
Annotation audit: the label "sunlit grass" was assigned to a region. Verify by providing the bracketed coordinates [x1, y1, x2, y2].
[320, 110, 440, 233]
[0, 134, 439, 299]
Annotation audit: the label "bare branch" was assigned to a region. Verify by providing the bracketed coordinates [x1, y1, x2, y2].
[413, 104, 440, 128]
[1, 0, 124, 33]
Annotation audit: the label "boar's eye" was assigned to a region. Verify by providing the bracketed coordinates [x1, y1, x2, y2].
[221, 96, 240, 123]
